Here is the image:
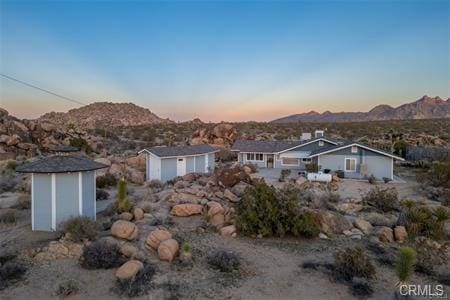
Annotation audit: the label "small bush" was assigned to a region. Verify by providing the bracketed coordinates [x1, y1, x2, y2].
[279, 169, 291, 182]
[350, 277, 374, 297]
[395, 247, 417, 283]
[55, 279, 79, 296]
[367, 174, 377, 184]
[96, 173, 117, 189]
[148, 179, 163, 189]
[306, 163, 318, 173]
[217, 148, 235, 162]
[0, 256, 27, 290]
[96, 189, 109, 201]
[70, 137, 93, 154]
[243, 163, 258, 173]
[115, 264, 156, 297]
[362, 186, 399, 212]
[16, 194, 31, 209]
[405, 206, 448, 240]
[413, 237, 448, 275]
[6, 160, 17, 171]
[115, 178, 133, 213]
[383, 177, 392, 184]
[80, 240, 125, 269]
[0, 209, 17, 224]
[182, 242, 192, 253]
[207, 250, 240, 273]
[334, 247, 376, 282]
[63, 216, 100, 242]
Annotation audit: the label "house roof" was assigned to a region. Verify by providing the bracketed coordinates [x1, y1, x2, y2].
[139, 144, 218, 158]
[309, 141, 405, 160]
[48, 145, 80, 152]
[16, 156, 109, 173]
[231, 137, 338, 154]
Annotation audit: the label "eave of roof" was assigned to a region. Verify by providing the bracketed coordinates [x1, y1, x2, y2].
[138, 144, 219, 158]
[309, 142, 405, 160]
[16, 156, 109, 173]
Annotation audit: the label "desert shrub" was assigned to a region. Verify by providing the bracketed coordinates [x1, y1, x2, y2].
[395, 247, 417, 283]
[16, 194, 31, 209]
[63, 216, 100, 242]
[79, 240, 125, 269]
[148, 179, 163, 189]
[207, 250, 240, 273]
[279, 169, 291, 182]
[0, 209, 17, 224]
[367, 174, 377, 184]
[96, 189, 109, 201]
[383, 177, 392, 184]
[333, 247, 376, 282]
[55, 279, 80, 296]
[5, 160, 17, 171]
[0, 256, 27, 290]
[236, 181, 319, 237]
[217, 148, 235, 162]
[426, 159, 450, 188]
[182, 242, 192, 253]
[115, 264, 156, 297]
[70, 137, 93, 154]
[96, 173, 117, 189]
[306, 163, 318, 173]
[350, 277, 374, 297]
[115, 178, 133, 213]
[243, 163, 258, 173]
[412, 237, 448, 275]
[362, 186, 399, 212]
[405, 206, 448, 240]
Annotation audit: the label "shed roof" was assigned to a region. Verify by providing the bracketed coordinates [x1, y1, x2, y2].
[140, 144, 218, 158]
[16, 156, 109, 173]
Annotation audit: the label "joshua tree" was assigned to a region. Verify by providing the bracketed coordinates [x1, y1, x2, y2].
[115, 177, 132, 212]
[395, 247, 417, 285]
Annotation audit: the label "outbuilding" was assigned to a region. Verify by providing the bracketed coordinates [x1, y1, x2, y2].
[16, 146, 108, 231]
[138, 144, 218, 182]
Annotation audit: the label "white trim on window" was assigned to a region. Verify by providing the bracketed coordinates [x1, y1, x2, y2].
[344, 158, 357, 172]
[318, 141, 324, 146]
[245, 152, 264, 162]
[351, 146, 358, 153]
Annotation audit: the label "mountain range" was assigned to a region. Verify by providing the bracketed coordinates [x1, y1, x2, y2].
[38, 102, 173, 129]
[271, 95, 450, 123]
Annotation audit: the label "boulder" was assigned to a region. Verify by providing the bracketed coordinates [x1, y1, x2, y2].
[125, 155, 146, 171]
[133, 207, 144, 220]
[115, 260, 144, 280]
[353, 219, 373, 235]
[309, 209, 353, 234]
[394, 226, 408, 243]
[361, 212, 397, 227]
[223, 189, 239, 203]
[94, 157, 112, 166]
[336, 203, 364, 214]
[146, 229, 172, 250]
[231, 182, 250, 197]
[158, 239, 179, 262]
[119, 212, 134, 221]
[182, 173, 198, 182]
[40, 122, 56, 132]
[120, 243, 139, 258]
[377, 226, 394, 243]
[296, 177, 307, 185]
[243, 166, 252, 175]
[109, 163, 123, 177]
[220, 225, 236, 237]
[170, 204, 203, 217]
[111, 220, 139, 241]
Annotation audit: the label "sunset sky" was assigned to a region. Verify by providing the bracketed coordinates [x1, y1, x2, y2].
[0, 0, 449, 122]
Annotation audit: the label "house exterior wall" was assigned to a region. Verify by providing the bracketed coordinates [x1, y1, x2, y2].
[195, 155, 205, 173]
[274, 158, 307, 170]
[207, 153, 215, 172]
[161, 158, 177, 182]
[186, 157, 195, 173]
[82, 171, 95, 219]
[241, 152, 267, 168]
[33, 173, 52, 231]
[318, 146, 393, 179]
[55, 173, 79, 228]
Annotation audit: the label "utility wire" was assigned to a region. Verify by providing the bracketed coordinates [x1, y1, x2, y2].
[0, 73, 87, 106]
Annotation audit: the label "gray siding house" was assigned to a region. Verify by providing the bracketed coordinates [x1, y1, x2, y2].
[232, 135, 404, 180]
[138, 145, 218, 182]
[16, 148, 108, 231]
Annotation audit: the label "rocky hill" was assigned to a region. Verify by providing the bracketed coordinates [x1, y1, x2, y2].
[39, 102, 173, 129]
[272, 95, 450, 123]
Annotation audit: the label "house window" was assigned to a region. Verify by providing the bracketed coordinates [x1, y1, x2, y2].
[302, 158, 312, 164]
[281, 158, 299, 166]
[351, 146, 358, 153]
[319, 141, 324, 146]
[345, 158, 357, 172]
[246, 153, 263, 161]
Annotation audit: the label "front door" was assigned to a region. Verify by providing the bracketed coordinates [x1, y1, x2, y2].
[267, 154, 274, 168]
[177, 158, 186, 176]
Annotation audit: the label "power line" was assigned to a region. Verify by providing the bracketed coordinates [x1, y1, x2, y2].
[0, 73, 87, 106]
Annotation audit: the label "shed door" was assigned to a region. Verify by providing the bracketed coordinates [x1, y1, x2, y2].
[177, 158, 186, 176]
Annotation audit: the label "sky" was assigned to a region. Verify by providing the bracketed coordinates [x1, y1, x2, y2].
[0, 0, 449, 122]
